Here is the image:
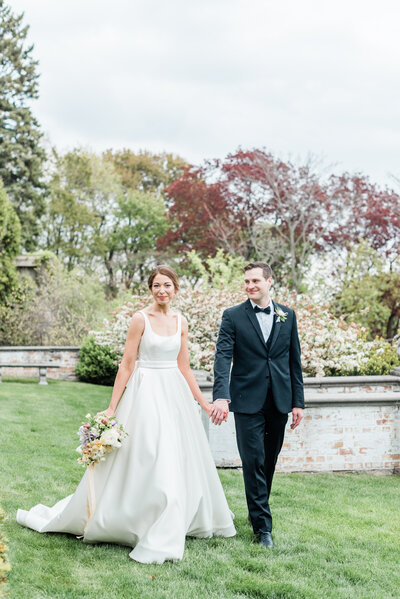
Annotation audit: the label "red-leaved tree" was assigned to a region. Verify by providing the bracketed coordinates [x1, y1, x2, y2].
[157, 166, 245, 259]
[326, 173, 400, 264]
[212, 149, 331, 290]
[159, 149, 400, 292]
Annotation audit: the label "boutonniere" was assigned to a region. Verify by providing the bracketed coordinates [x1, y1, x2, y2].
[275, 307, 288, 323]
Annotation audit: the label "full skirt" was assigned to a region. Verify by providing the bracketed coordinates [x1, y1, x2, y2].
[17, 366, 236, 563]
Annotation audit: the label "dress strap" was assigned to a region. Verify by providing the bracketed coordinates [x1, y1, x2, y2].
[139, 310, 149, 330]
[177, 312, 182, 335]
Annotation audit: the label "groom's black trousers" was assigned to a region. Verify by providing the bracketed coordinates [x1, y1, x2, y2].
[234, 391, 288, 534]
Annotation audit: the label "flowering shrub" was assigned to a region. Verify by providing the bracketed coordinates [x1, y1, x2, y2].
[0, 506, 10, 599]
[89, 288, 246, 375]
[84, 286, 399, 381]
[358, 341, 399, 376]
[276, 288, 399, 377]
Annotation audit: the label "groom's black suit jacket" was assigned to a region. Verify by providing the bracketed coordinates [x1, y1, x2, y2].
[213, 299, 304, 414]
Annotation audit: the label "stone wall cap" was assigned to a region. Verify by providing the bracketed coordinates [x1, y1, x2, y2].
[0, 346, 80, 350]
[303, 374, 400, 384]
[198, 374, 400, 390]
[305, 392, 400, 406]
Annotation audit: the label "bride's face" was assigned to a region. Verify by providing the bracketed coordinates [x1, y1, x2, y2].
[151, 274, 176, 306]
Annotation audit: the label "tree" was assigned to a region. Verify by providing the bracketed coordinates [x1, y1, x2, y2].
[43, 149, 168, 294]
[43, 149, 98, 270]
[0, 178, 21, 302]
[104, 149, 187, 194]
[161, 149, 400, 293]
[157, 166, 240, 259]
[334, 242, 400, 339]
[160, 151, 336, 290]
[110, 190, 168, 288]
[213, 149, 331, 291]
[0, 255, 110, 345]
[326, 174, 400, 264]
[0, 1, 46, 250]
[86, 157, 168, 293]
[182, 249, 246, 289]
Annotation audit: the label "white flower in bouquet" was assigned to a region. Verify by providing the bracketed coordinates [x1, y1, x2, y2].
[76, 413, 128, 467]
[101, 428, 122, 448]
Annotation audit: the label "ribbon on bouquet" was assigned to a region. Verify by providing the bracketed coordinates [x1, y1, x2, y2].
[84, 462, 96, 534]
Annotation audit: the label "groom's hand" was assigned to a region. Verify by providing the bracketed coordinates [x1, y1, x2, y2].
[290, 407, 303, 429]
[210, 400, 229, 426]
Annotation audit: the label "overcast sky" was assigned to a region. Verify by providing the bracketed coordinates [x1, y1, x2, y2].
[10, 0, 400, 186]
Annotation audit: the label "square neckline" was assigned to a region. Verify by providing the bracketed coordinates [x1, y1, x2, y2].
[141, 310, 180, 338]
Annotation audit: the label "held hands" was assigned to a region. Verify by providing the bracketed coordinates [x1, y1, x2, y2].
[209, 400, 229, 426]
[290, 407, 303, 429]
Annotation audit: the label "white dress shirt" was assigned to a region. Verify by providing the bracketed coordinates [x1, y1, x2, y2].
[250, 298, 274, 343]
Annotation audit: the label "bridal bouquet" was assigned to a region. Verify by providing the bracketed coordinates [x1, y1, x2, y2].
[76, 413, 128, 467]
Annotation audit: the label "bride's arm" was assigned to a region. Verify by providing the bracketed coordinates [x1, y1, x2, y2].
[177, 317, 214, 419]
[99, 313, 145, 418]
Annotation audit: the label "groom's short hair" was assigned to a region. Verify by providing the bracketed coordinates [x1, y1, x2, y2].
[244, 262, 273, 280]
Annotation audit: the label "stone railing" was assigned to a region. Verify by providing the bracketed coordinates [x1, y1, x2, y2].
[0, 346, 80, 381]
[198, 373, 400, 474]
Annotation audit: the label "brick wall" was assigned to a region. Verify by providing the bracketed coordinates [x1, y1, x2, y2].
[199, 375, 400, 473]
[0, 346, 80, 381]
[1, 352, 399, 472]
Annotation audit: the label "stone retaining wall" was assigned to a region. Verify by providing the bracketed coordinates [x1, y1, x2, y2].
[1, 349, 399, 472]
[0, 346, 80, 381]
[199, 375, 400, 473]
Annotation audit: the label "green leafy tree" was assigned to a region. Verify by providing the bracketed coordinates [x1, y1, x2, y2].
[0, 254, 110, 345]
[44, 149, 168, 294]
[334, 242, 400, 339]
[0, 178, 21, 302]
[182, 249, 245, 289]
[105, 149, 187, 194]
[96, 190, 168, 291]
[0, 1, 46, 250]
[43, 149, 96, 270]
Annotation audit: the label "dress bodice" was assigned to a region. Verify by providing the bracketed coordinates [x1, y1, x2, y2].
[136, 311, 181, 367]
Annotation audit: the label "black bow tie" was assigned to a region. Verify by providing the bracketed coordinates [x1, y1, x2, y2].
[254, 305, 271, 314]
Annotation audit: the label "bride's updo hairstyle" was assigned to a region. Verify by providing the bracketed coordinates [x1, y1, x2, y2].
[148, 265, 180, 292]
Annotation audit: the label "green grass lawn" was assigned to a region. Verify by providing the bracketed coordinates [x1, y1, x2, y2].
[1, 379, 400, 599]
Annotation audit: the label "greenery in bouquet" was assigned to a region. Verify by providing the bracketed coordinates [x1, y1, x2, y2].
[76, 413, 128, 467]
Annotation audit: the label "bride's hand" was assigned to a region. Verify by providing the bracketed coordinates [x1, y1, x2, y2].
[95, 407, 115, 420]
[209, 400, 229, 426]
[203, 402, 213, 417]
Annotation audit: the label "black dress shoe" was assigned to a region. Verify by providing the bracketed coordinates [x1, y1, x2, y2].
[258, 532, 274, 547]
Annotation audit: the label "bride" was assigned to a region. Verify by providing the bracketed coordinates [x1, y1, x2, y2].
[17, 265, 236, 563]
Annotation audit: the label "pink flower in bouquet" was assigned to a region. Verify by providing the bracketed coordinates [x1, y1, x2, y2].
[76, 413, 128, 467]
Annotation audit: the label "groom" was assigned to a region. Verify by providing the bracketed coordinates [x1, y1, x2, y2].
[210, 262, 304, 547]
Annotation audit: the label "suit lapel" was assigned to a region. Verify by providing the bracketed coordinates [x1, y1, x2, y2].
[269, 300, 281, 352]
[244, 300, 267, 348]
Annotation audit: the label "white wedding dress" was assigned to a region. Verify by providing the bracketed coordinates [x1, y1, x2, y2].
[17, 311, 236, 563]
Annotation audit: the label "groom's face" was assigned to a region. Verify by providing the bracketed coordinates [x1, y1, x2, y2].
[244, 268, 273, 303]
